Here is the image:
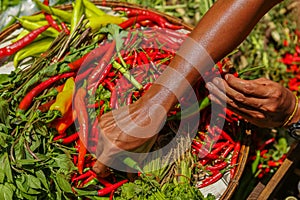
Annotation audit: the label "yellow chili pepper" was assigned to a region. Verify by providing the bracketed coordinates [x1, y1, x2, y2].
[49, 77, 75, 116]
[86, 15, 125, 32]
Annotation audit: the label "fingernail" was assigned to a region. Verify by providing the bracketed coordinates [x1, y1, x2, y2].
[208, 94, 215, 101]
[213, 77, 220, 85]
[225, 74, 229, 80]
[206, 82, 213, 90]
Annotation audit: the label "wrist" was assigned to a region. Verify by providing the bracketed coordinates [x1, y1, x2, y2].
[286, 96, 300, 127]
[140, 83, 178, 112]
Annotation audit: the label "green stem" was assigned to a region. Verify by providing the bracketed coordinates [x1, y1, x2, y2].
[238, 65, 266, 75]
[154, 4, 187, 10]
[167, 97, 211, 121]
[112, 61, 143, 90]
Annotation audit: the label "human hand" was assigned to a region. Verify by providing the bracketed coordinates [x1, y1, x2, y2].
[92, 98, 167, 177]
[206, 74, 300, 128]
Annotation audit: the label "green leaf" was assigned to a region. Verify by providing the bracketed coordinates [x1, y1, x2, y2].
[0, 152, 13, 183]
[27, 134, 41, 152]
[0, 97, 9, 125]
[34, 123, 48, 136]
[2, 183, 14, 200]
[15, 177, 28, 193]
[53, 153, 74, 171]
[17, 159, 38, 166]
[14, 136, 25, 161]
[36, 170, 49, 190]
[19, 191, 38, 200]
[56, 173, 72, 193]
[27, 174, 42, 189]
[3, 152, 13, 183]
[0, 132, 12, 148]
[99, 24, 128, 52]
[0, 74, 9, 85]
[0, 168, 5, 183]
[26, 188, 41, 195]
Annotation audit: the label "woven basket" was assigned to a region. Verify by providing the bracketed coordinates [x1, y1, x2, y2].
[0, 1, 250, 199]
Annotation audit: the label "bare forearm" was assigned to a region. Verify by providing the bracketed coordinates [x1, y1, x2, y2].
[142, 0, 283, 110]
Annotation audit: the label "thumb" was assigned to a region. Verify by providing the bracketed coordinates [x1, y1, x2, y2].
[92, 159, 112, 178]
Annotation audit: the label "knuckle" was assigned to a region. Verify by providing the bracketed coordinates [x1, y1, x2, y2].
[227, 98, 237, 108]
[235, 93, 246, 102]
[243, 83, 255, 94]
[271, 90, 283, 99]
[255, 113, 265, 120]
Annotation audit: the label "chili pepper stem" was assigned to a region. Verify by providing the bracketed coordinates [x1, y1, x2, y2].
[112, 61, 143, 90]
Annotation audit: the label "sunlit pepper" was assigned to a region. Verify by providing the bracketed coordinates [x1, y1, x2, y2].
[49, 77, 75, 116]
[85, 16, 125, 32]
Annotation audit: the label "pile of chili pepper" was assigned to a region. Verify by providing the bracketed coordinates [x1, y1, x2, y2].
[187, 59, 243, 189]
[281, 40, 300, 93]
[0, 2, 246, 199]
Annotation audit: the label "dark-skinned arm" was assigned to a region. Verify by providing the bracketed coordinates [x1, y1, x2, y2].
[93, 0, 284, 176]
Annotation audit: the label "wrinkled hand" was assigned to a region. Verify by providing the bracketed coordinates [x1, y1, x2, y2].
[206, 74, 300, 128]
[92, 98, 167, 177]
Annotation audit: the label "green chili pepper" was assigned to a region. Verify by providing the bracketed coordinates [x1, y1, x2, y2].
[17, 18, 59, 38]
[12, 30, 30, 43]
[84, 9, 94, 18]
[49, 77, 75, 116]
[13, 38, 53, 67]
[20, 13, 46, 22]
[83, 0, 106, 17]
[86, 16, 125, 32]
[251, 150, 261, 174]
[70, 0, 84, 33]
[32, 0, 72, 23]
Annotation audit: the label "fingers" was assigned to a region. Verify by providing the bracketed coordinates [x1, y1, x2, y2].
[224, 74, 272, 98]
[209, 93, 266, 120]
[93, 160, 111, 178]
[206, 77, 265, 110]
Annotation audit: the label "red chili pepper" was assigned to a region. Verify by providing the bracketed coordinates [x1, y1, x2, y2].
[18, 72, 75, 111]
[192, 145, 218, 160]
[80, 176, 97, 188]
[44, 13, 61, 32]
[66, 43, 110, 72]
[53, 133, 67, 141]
[221, 144, 234, 158]
[88, 41, 116, 87]
[198, 171, 223, 188]
[60, 132, 79, 145]
[0, 25, 50, 58]
[72, 170, 97, 182]
[267, 160, 280, 167]
[54, 108, 77, 134]
[37, 99, 56, 112]
[91, 63, 113, 94]
[230, 141, 241, 179]
[96, 176, 113, 187]
[110, 87, 117, 109]
[115, 7, 183, 30]
[43, 0, 61, 32]
[43, 0, 49, 5]
[109, 190, 115, 200]
[206, 161, 228, 171]
[73, 155, 78, 165]
[211, 141, 230, 155]
[74, 87, 89, 174]
[76, 68, 94, 83]
[87, 100, 105, 109]
[97, 179, 128, 196]
[126, 92, 133, 105]
[60, 22, 70, 35]
[214, 126, 234, 144]
[258, 138, 275, 150]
